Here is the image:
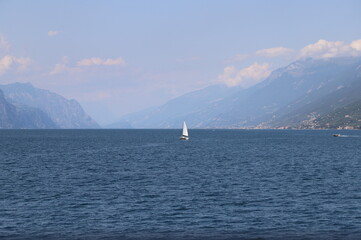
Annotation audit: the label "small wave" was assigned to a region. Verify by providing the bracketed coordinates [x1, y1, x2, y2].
[338, 135, 361, 138]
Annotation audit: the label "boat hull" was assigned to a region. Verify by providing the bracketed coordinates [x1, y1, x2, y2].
[180, 136, 189, 140]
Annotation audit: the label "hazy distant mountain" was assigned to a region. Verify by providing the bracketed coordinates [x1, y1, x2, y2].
[111, 57, 361, 129]
[264, 57, 361, 128]
[109, 85, 240, 128]
[193, 57, 361, 128]
[0, 89, 18, 128]
[0, 89, 56, 129]
[0, 83, 100, 129]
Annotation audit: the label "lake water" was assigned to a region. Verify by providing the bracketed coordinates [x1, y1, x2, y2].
[1, 129, 361, 239]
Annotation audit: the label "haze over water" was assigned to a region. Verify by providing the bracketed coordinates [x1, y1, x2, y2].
[1, 129, 361, 239]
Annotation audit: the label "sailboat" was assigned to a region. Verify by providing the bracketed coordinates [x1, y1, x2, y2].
[180, 121, 189, 140]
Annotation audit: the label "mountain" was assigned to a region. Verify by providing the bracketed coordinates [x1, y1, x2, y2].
[111, 57, 361, 129]
[263, 58, 361, 128]
[0, 89, 56, 129]
[0, 89, 18, 128]
[193, 57, 361, 128]
[110, 85, 240, 128]
[0, 83, 100, 129]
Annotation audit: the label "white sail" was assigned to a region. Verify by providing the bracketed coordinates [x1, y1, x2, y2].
[182, 121, 188, 137]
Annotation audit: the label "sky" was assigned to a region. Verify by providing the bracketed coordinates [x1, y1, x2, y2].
[0, 0, 361, 125]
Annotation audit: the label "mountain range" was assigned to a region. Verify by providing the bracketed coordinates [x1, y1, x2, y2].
[0, 83, 99, 129]
[110, 57, 361, 129]
[2, 56, 360, 130]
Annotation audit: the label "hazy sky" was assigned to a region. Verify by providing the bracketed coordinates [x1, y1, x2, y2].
[1, 0, 361, 125]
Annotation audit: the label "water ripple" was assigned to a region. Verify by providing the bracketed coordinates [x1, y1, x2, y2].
[1, 129, 361, 239]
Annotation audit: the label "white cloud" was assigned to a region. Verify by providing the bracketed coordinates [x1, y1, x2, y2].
[14, 57, 31, 71]
[218, 63, 271, 87]
[299, 39, 361, 59]
[0, 55, 31, 75]
[49, 63, 68, 75]
[0, 56, 13, 74]
[50, 56, 126, 75]
[256, 47, 294, 57]
[227, 39, 361, 65]
[49, 65, 82, 76]
[0, 35, 10, 51]
[49, 56, 82, 75]
[77, 57, 126, 66]
[350, 39, 361, 51]
[48, 30, 60, 37]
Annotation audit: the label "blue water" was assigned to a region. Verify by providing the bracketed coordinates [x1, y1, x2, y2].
[1, 129, 361, 239]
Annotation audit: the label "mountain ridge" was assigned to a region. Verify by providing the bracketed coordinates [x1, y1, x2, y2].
[0, 88, 56, 129]
[110, 57, 361, 129]
[0, 83, 100, 129]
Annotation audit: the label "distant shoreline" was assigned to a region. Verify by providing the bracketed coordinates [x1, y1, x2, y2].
[0, 128, 360, 130]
